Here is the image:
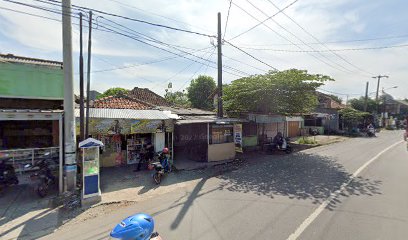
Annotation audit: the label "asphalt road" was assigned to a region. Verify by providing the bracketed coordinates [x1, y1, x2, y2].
[43, 130, 407, 240]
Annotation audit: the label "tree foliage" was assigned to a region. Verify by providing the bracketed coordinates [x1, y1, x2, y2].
[349, 97, 377, 113]
[187, 75, 217, 110]
[223, 69, 333, 115]
[339, 107, 371, 128]
[165, 91, 191, 107]
[97, 87, 129, 99]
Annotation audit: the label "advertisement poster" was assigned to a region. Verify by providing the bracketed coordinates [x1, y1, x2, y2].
[130, 120, 162, 133]
[234, 124, 243, 153]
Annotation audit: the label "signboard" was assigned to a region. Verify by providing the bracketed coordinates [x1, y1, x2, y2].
[234, 124, 243, 153]
[0, 62, 63, 99]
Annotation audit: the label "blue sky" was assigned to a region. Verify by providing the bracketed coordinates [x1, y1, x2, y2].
[0, 0, 407, 100]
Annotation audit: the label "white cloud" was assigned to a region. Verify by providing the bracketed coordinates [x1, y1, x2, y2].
[1, 0, 406, 99]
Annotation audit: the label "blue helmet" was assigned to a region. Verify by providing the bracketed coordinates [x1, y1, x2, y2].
[110, 213, 154, 240]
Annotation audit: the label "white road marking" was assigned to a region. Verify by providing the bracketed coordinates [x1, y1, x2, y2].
[286, 140, 404, 240]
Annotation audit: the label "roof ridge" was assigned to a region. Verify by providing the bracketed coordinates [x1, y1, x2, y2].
[0, 53, 62, 66]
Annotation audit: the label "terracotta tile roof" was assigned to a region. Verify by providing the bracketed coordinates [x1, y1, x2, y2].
[127, 87, 170, 106]
[93, 95, 151, 110]
[0, 53, 62, 68]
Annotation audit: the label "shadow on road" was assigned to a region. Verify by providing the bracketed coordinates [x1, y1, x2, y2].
[216, 152, 382, 210]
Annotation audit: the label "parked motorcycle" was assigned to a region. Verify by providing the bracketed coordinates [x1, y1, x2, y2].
[367, 128, 376, 137]
[152, 148, 170, 185]
[25, 152, 56, 198]
[0, 157, 19, 190]
[267, 137, 293, 154]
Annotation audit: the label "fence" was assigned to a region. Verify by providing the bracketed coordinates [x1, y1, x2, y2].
[0, 147, 60, 173]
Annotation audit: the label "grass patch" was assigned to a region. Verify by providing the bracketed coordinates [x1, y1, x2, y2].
[297, 137, 318, 145]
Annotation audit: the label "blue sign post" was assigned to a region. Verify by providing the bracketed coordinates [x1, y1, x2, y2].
[79, 138, 104, 200]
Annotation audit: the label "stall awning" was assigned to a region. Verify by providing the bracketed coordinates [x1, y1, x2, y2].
[79, 138, 104, 148]
[75, 108, 174, 120]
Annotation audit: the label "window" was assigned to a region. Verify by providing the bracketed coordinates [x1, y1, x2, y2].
[210, 124, 233, 144]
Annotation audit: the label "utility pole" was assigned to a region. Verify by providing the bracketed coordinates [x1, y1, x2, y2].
[217, 12, 223, 118]
[62, 0, 77, 191]
[85, 11, 93, 138]
[363, 81, 369, 112]
[373, 75, 389, 113]
[79, 13, 85, 141]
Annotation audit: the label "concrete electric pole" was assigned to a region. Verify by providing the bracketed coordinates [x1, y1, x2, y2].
[85, 11, 93, 138]
[217, 12, 223, 118]
[364, 81, 369, 112]
[62, 0, 77, 191]
[373, 75, 389, 113]
[79, 13, 85, 142]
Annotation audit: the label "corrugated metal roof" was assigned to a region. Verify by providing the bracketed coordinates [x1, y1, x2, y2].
[75, 108, 172, 120]
[0, 54, 62, 68]
[176, 115, 245, 125]
[155, 106, 215, 115]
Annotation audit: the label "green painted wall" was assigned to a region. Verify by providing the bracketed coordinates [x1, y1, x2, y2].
[0, 62, 63, 99]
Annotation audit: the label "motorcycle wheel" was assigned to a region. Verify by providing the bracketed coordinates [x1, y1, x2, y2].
[153, 172, 161, 185]
[285, 147, 293, 154]
[37, 183, 48, 198]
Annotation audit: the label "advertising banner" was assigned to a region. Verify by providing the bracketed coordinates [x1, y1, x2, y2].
[234, 124, 243, 153]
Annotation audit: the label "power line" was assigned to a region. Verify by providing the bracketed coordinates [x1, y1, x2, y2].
[104, 0, 213, 34]
[223, 0, 233, 40]
[229, 0, 298, 41]
[239, 44, 408, 52]
[3, 1, 247, 78]
[318, 88, 361, 96]
[243, 0, 357, 75]
[237, 34, 408, 46]
[222, 54, 268, 72]
[40, 0, 216, 38]
[229, 0, 361, 75]
[224, 40, 278, 71]
[264, 0, 374, 76]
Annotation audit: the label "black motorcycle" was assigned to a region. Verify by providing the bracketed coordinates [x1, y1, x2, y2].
[0, 157, 19, 190]
[25, 153, 56, 198]
[267, 137, 293, 154]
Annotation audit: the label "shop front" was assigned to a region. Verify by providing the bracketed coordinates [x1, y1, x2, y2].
[174, 117, 243, 165]
[0, 109, 64, 193]
[76, 109, 175, 168]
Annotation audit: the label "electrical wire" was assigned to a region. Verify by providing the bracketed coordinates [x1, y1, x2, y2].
[223, 0, 233, 40]
[229, 0, 298, 41]
[237, 34, 408, 46]
[2, 1, 247, 78]
[244, 0, 358, 75]
[239, 44, 408, 52]
[264, 0, 374, 76]
[224, 40, 278, 70]
[104, 0, 214, 34]
[229, 0, 357, 75]
[39, 0, 216, 38]
[222, 54, 268, 72]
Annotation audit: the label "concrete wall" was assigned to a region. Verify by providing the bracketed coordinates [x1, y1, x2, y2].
[208, 142, 235, 162]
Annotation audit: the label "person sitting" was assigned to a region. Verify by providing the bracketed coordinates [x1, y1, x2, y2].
[159, 148, 170, 172]
[272, 132, 284, 149]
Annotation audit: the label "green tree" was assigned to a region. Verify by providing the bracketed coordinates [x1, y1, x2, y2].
[187, 75, 217, 110]
[349, 97, 377, 112]
[223, 69, 333, 115]
[339, 107, 371, 129]
[165, 91, 191, 107]
[97, 87, 129, 99]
